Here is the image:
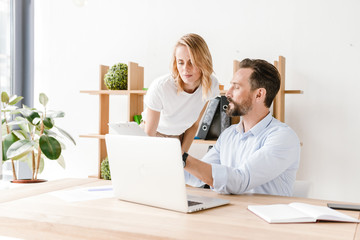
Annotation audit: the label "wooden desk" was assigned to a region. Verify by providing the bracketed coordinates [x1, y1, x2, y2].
[0, 178, 359, 240]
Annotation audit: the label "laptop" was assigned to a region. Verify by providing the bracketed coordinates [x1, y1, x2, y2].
[108, 122, 147, 136]
[105, 134, 229, 213]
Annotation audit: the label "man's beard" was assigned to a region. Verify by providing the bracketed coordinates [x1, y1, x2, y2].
[226, 96, 253, 117]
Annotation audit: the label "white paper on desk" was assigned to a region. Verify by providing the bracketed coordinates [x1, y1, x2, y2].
[48, 185, 114, 202]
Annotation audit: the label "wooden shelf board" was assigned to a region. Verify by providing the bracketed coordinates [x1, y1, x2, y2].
[79, 134, 105, 139]
[221, 90, 302, 95]
[284, 90, 303, 94]
[80, 90, 146, 95]
[88, 175, 98, 178]
[193, 139, 216, 144]
[80, 135, 219, 145]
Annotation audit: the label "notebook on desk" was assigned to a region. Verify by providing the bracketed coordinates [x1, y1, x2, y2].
[108, 122, 147, 136]
[105, 134, 229, 213]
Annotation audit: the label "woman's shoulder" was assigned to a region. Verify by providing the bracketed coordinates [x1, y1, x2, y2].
[150, 74, 176, 90]
[210, 74, 220, 88]
[205, 74, 220, 99]
[210, 74, 219, 83]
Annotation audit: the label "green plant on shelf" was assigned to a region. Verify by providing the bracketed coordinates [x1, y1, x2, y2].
[101, 157, 111, 180]
[104, 63, 128, 90]
[1, 91, 76, 180]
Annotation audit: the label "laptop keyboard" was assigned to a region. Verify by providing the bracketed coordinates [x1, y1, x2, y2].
[188, 200, 202, 207]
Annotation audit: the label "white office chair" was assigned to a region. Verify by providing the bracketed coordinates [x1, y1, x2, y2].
[292, 180, 312, 198]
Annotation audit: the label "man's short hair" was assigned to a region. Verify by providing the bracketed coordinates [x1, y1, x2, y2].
[238, 58, 281, 108]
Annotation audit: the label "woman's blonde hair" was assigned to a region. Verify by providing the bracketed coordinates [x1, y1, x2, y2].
[171, 33, 213, 99]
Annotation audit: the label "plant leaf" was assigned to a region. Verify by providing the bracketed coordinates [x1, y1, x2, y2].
[1, 121, 7, 136]
[1, 92, 9, 103]
[33, 117, 41, 125]
[39, 93, 48, 107]
[46, 110, 65, 118]
[5, 105, 19, 111]
[43, 117, 54, 129]
[42, 129, 66, 148]
[57, 155, 66, 169]
[6, 139, 35, 160]
[6, 119, 27, 126]
[15, 116, 30, 133]
[39, 156, 45, 173]
[22, 104, 34, 110]
[55, 126, 76, 145]
[12, 129, 29, 140]
[9, 96, 23, 105]
[18, 152, 32, 162]
[2, 133, 20, 160]
[43, 129, 57, 138]
[39, 135, 61, 160]
[19, 109, 41, 125]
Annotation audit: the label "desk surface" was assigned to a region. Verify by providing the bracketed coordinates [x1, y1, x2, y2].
[0, 178, 359, 240]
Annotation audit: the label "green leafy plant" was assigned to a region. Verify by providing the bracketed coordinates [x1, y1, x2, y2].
[104, 63, 128, 90]
[1, 91, 76, 180]
[100, 157, 111, 180]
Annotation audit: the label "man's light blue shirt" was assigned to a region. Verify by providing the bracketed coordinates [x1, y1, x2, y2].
[185, 112, 300, 196]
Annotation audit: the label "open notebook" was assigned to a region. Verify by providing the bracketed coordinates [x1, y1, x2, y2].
[108, 122, 147, 136]
[248, 202, 360, 223]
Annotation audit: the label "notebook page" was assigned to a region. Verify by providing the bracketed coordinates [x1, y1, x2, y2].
[248, 204, 316, 223]
[289, 202, 359, 222]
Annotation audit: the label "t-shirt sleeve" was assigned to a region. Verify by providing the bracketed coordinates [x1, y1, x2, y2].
[144, 79, 163, 112]
[206, 74, 220, 101]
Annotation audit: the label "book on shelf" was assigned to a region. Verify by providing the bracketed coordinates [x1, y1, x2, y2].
[196, 97, 220, 140]
[219, 96, 231, 133]
[248, 202, 360, 224]
[206, 99, 221, 140]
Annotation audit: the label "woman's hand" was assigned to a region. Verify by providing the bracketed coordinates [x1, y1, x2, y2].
[181, 102, 208, 152]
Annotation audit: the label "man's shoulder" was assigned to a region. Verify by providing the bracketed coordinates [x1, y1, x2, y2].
[269, 117, 296, 133]
[266, 118, 300, 145]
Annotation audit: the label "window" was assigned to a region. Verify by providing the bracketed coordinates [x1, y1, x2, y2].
[0, 0, 11, 94]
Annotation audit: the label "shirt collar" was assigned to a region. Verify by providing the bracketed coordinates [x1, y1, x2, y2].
[236, 112, 273, 137]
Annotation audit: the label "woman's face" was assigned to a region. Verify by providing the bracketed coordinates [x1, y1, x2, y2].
[175, 45, 201, 88]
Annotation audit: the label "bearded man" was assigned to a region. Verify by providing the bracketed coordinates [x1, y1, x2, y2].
[182, 58, 300, 196]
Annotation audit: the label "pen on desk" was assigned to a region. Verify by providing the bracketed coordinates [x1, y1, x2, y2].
[87, 187, 113, 192]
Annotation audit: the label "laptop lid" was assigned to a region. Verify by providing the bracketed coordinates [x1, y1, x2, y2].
[105, 134, 229, 213]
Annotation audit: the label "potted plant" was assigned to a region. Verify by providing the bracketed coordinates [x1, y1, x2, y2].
[1, 91, 76, 183]
[104, 63, 128, 90]
[100, 157, 111, 180]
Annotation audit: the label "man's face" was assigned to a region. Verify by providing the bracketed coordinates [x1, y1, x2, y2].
[225, 68, 254, 117]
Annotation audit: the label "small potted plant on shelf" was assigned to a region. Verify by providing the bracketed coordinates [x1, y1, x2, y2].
[100, 157, 111, 180]
[1, 91, 76, 183]
[104, 63, 128, 90]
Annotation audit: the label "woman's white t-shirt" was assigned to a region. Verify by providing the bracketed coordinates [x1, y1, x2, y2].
[142, 74, 220, 135]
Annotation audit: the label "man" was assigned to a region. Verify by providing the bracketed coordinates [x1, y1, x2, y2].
[183, 58, 300, 196]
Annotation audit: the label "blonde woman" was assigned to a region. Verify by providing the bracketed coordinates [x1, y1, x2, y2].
[142, 33, 219, 152]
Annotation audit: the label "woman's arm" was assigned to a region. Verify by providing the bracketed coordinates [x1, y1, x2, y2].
[181, 102, 208, 153]
[143, 108, 160, 136]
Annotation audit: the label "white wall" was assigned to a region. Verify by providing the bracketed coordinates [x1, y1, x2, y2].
[34, 0, 360, 202]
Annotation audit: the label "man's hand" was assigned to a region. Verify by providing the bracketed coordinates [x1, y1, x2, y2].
[184, 155, 214, 187]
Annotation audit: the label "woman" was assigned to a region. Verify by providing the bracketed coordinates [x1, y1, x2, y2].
[142, 33, 219, 152]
